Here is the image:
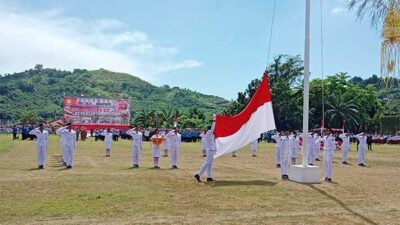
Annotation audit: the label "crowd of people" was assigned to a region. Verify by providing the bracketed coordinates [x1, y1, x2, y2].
[1, 122, 400, 183]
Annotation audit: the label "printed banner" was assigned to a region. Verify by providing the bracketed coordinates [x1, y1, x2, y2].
[63, 97, 130, 129]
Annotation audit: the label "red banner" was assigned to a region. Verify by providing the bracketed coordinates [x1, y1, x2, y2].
[63, 97, 130, 130]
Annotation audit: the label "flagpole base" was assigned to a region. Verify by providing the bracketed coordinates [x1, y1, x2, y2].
[289, 164, 320, 184]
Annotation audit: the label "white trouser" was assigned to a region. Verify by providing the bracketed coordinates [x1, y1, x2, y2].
[132, 146, 140, 165]
[342, 147, 349, 162]
[164, 143, 169, 155]
[358, 147, 366, 164]
[64, 143, 75, 166]
[105, 141, 111, 155]
[170, 147, 179, 166]
[60, 141, 66, 163]
[314, 146, 320, 159]
[280, 151, 290, 175]
[324, 150, 333, 179]
[198, 150, 215, 178]
[37, 145, 47, 166]
[275, 146, 280, 164]
[251, 148, 256, 155]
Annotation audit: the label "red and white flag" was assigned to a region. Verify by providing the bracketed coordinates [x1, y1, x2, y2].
[214, 72, 276, 158]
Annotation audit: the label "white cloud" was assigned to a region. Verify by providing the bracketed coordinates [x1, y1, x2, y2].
[157, 60, 203, 72]
[331, 7, 347, 16]
[0, 4, 202, 80]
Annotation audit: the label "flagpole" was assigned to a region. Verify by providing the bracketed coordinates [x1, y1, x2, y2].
[302, 0, 311, 167]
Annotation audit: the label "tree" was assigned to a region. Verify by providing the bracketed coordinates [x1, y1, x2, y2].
[325, 95, 360, 131]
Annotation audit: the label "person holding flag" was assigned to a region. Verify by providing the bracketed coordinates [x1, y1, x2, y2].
[194, 116, 217, 182]
[101, 128, 114, 157]
[29, 124, 49, 169]
[150, 129, 165, 169]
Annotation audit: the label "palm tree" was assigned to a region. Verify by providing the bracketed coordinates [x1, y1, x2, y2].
[325, 95, 361, 131]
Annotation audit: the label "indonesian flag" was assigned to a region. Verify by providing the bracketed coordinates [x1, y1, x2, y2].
[214, 72, 276, 158]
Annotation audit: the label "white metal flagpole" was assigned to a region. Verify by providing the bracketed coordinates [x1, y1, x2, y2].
[302, 0, 311, 167]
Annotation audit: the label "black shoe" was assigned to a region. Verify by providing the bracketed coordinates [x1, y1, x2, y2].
[206, 178, 216, 182]
[324, 177, 328, 181]
[252, 154, 257, 157]
[308, 163, 314, 166]
[342, 161, 348, 164]
[132, 164, 139, 168]
[66, 165, 72, 169]
[327, 178, 332, 182]
[202, 155, 206, 157]
[315, 158, 320, 161]
[359, 163, 366, 167]
[172, 165, 178, 169]
[281, 175, 287, 179]
[232, 154, 237, 157]
[38, 165, 44, 169]
[194, 174, 201, 182]
[153, 166, 160, 169]
[63, 162, 66, 166]
[276, 164, 281, 168]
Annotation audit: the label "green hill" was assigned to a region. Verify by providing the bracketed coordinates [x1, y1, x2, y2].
[0, 66, 229, 125]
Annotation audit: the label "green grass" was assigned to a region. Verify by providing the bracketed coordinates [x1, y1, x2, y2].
[0, 134, 399, 224]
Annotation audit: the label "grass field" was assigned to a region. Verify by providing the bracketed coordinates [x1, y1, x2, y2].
[0, 134, 399, 225]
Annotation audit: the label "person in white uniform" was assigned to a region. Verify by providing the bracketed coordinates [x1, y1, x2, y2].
[126, 127, 143, 168]
[150, 129, 164, 168]
[57, 123, 67, 166]
[271, 131, 282, 168]
[101, 128, 114, 157]
[314, 133, 322, 162]
[195, 116, 217, 182]
[29, 124, 49, 169]
[279, 129, 291, 180]
[290, 132, 300, 165]
[165, 128, 181, 169]
[339, 133, 350, 164]
[356, 132, 367, 166]
[250, 139, 258, 157]
[56, 123, 77, 169]
[308, 132, 316, 165]
[322, 129, 336, 182]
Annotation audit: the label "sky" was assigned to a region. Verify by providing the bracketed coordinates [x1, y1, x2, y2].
[0, 0, 382, 100]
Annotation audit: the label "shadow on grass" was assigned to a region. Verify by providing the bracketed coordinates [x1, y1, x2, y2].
[308, 184, 378, 225]
[211, 180, 277, 187]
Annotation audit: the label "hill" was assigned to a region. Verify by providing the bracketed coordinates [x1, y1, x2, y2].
[0, 65, 229, 125]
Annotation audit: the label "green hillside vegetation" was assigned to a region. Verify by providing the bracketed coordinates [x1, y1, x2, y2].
[0, 65, 229, 128]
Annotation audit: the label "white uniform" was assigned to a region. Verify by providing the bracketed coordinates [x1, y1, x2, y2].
[290, 135, 299, 164]
[250, 139, 258, 155]
[197, 122, 216, 178]
[101, 131, 113, 156]
[166, 131, 181, 167]
[272, 134, 281, 165]
[323, 135, 336, 179]
[279, 136, 291, 176]
[29, 128, 49, 166]
[339, 134, 350, 162]
[126, 129, 143, 166]
[56, 127, 77, 167]
[356, 134, 367, 164]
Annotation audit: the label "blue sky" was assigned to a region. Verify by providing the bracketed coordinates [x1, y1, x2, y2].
[0, 0, 381, 100]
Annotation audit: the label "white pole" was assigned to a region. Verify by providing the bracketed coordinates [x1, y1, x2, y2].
[302, 0, 311, 167]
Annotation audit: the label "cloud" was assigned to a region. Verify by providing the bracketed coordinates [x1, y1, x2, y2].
[157, 60, 203, 72]
[331, 7, 347, 16]
[0, 3, 202, 80]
